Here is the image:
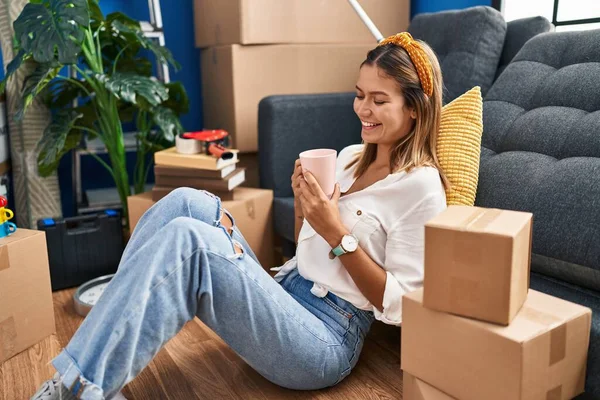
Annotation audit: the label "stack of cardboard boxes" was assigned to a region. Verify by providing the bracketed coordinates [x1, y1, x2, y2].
[194, 0, 410, 186]
[152, 146, 245, 201]
[402, 206, 592, 400]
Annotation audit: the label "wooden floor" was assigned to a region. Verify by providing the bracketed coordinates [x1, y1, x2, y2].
[1, 287, 404, 399]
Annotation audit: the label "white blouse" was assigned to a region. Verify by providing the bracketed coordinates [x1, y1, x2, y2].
[271, 144, 447, 326]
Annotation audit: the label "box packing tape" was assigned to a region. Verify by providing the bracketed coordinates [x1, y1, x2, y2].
[519, 305, 569, 399]
[448, 209, 504, 306]
[547, 385, 562, 400]
[0, 316, 17, 361]
[460, 207, 504, 231]
[175, 135, 203, 154]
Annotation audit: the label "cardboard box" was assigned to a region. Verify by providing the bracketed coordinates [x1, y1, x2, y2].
[403, 373, 455, 400]
[423, 206, 533, 325]
[238, 153, 259, 188]
[0, 229, 56, 364]
[127, 188, 275, 268]
[194, 0, 409, 48]
[201, 43, 373, 153]
[401, 288, 591, 400]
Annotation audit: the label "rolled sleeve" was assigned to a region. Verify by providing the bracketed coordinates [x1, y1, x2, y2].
[373, 193, 447, 326]
[373, 271, 405, 325]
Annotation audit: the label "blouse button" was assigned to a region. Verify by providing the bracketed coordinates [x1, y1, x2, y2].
[357, 210, 362, 216]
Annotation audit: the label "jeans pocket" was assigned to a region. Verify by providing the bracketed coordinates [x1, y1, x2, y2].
[322, 296, 354, 320]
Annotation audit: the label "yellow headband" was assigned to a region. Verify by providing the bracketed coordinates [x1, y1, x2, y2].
[377, 32, 434, 97]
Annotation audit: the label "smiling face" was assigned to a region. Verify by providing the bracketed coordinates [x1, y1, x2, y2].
[353, 64, 416, 147]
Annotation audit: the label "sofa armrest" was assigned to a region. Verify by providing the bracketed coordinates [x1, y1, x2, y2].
[258, 93, 361, 198]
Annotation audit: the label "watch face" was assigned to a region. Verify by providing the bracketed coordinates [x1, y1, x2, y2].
[342, 234, 359, 252]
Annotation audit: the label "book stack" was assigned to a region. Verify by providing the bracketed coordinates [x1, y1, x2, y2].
[152, 147, 245, 202]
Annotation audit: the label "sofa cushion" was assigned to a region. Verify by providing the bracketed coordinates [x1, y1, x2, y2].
[274, 197, 296, 245]
[477, 29, 600, 292]
[437, 86, 483, 206]
[408, 6, 506, 103]
[258, 93, 361, 199]
[495, 16, 554, 80]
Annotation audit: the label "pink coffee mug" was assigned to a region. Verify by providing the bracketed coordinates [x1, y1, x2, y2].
[299, 148, 337, 197]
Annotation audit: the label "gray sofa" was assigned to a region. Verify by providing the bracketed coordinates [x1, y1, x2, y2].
[258, 8, 599, 398]
[260, 8, 553, 255]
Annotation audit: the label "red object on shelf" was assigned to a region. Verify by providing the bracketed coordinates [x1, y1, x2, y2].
[0, 196, 7, 208]
[181, 130, 233, 160]
[182, 129, 228, 142]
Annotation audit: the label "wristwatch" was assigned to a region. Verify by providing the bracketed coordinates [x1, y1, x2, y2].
[329, 234, 359, 259]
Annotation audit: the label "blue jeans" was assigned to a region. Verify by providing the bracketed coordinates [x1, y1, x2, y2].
[51, 188, 375, 399]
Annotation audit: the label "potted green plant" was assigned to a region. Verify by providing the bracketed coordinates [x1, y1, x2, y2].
[0, 0, 189, 230]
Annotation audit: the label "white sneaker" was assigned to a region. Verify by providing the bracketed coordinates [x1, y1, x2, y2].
[31, 372, 127, 400]
[30, 372, 77, 400]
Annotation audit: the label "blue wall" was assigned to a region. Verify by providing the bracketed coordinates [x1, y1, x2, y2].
[118, 0, 202, 132]
[411, 0, 491, 16]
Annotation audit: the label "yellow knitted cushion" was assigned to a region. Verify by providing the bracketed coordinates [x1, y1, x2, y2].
[437, 86, 483, 206]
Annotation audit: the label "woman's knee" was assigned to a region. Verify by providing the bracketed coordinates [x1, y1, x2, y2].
[163, 216, 207, 244]
[161, 187, 204, 204]
[161, 188, 221, 220]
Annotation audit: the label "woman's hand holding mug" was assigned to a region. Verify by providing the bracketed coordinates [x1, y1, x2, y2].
[291, 159, 304, 209]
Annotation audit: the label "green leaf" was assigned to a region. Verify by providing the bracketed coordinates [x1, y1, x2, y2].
[111, 57, 152, 76]
[15, 61, 62, 120]
[135, 132, 167, 152]
[97, 72, 168, 107]
[14, 0, 90, 64]
[0, 49, 28, 91]
[106, 12, 139, 28]
[100, 13, 140, 54]
[151, 106, 183, 143]
[71, 102, 98, 139]
[117, 101, 136, 123]
[163, 82, 189, 115]
[36, 110, 83, 176]
[88, 0, 103, 23]
[111, 20, 181, 71]
[45, 77, 93, 108]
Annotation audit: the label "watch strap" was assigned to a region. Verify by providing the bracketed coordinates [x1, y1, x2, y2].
[332, 244, 347, 257]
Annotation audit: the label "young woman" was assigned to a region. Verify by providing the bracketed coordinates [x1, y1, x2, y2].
[32, 32, 448, 400]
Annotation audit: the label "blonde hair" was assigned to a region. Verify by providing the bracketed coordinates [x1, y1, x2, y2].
[347, 36, 450, 190]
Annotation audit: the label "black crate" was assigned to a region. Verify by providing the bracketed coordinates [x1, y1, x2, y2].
[37, 210, 124, 291]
